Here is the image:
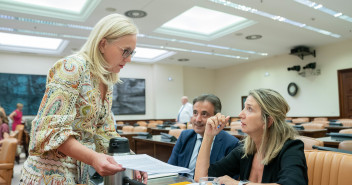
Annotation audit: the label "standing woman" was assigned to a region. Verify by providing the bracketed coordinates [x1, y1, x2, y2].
[195, 89, 308, 185]
[21, 14, 147, 184]
[9, 103, 23, 131]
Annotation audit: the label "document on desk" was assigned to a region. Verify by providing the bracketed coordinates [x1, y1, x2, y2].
[113, 154, 191, 174]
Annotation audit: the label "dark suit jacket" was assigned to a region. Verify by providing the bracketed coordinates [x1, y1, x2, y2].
[168, 129, 239, 176]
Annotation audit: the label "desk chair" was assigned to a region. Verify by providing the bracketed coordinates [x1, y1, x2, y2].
[133, 126, 147, 133]
[173, 123, 186, 129]
[305, 150, 352, 185]
[301, 123, 325, 130]
[147, 122, 158, 128]
[313, 117, 328, 121]
[292, 117, 310, 124]
[169, 129, 183, 139]
[187, 124, 193, 129]
[136, 121, 148, 127]
[339, 129, 352, 134]
[311, 120, 329, 127]
[122, 125, 134, 133]
[230, 125, 242, 132]
[339, 140, 352, 151]
[297, 136, 324, 150]
[0, 138, 17, 185]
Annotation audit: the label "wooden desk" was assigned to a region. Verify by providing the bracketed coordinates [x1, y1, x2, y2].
[317, 136, 341, 148]
[298, 129, 327, 138]
[133, 135, 176, 162]
[326, 126, 352, 133]
[223, 126, 231, 131]
[149, 128, 171, 135]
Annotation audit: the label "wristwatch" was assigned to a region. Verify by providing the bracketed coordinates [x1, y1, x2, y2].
[239, 180, 250, 185]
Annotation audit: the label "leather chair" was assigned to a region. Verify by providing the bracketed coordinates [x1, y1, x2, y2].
[169, 129, 183, 139]
[133, 126, 147, 133]
[311, 120, 329, 127]
[187, 124, 193, 129]
[147, 122, 158, 128]
[313, 117, 328, 121]
[122, 125, 134, 133]
[301, 123, 325, 130]
[292, 117, 310, 124]
[305, 150, 352, 185]
[0, 138, 17, 185]
[136, 121, 148, 127]
[173, 123, 186, 129]
[339, 129, 352, 134]
[297, 136, 324, 150]
[339, 140, 352, 151]
[155, 120, 163, 125]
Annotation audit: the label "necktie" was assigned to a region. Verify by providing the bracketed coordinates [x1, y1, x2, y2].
[177, 105, 185, 122]
[188, 138, 203, 177]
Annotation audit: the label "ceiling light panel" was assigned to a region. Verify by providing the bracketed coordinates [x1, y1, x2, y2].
[0, 0, 100, 21]
[132, 47, 176, 63]
[0, 32, 68, 55]
[209, 0, 341, 38]
[155, 6, 256, 41]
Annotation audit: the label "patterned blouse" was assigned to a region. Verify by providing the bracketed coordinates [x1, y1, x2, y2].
[21, 54, 119, 184]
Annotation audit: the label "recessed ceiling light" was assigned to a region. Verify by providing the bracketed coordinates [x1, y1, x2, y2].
[125, 10, 147, 18]
[178, 58, 189, 62]
[245, 35, 262, 40]
[105, 7, 116, 12]
[0, 0, 99, 21]
[155, 6, 256, 41]
[0, 32, 68, 55]
[132, 47, 175, 63]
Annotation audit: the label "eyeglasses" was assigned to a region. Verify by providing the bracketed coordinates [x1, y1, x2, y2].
[116, 45, 136, 59]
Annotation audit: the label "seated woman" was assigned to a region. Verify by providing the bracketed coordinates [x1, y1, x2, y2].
[195, 89, 308, 185]
[0, 111, 10, 146]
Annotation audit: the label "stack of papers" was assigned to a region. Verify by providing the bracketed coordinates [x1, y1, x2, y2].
[113, 154, 191, 174]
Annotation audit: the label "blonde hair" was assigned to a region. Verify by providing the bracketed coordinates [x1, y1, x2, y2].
[17, 103, 23, 108]
[0, 111, 8, 124]
[79, 14, 138, 85]
[243, 89, 297, 165]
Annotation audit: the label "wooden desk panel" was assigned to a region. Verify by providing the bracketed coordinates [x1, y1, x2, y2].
[298, 129, 327, 138]
[150, 128, 171, 135]
[326, 126, 352, 133]
[119, 132, 139, 152]
[317, 136, 340, 148]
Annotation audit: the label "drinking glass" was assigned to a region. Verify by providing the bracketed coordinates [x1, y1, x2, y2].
[199, 177, 219, 185]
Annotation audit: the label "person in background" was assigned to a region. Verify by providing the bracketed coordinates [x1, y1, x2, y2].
[176, 96, 193, 124]
[168, 94, 240, 179]
[20, 14, 147, 184]
[0, 111, 10, 145]
[0, 103, 6, 117]
[195, 89, 308, 185]
[9, 103, 23, 131]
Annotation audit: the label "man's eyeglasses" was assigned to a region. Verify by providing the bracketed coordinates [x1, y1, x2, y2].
[116, 46, 136, 59]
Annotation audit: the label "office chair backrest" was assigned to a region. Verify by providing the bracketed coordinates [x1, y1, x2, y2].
[122, 125, 134, 133]
[297, 136, 324, 150]
[133, 126, 147, 133]
[0, 138, 17, 185]
[339, 129, 352, 134]
[301, 123, 325, 130]
[339, 140, 352, 151]
[168, 129, 183, 139]
[173, 123, 186, 129]
[305, 150, 352, 185]
[313, 117, 328, 121]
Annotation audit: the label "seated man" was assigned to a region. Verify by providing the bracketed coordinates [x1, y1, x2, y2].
[168, 94, 239, 178]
